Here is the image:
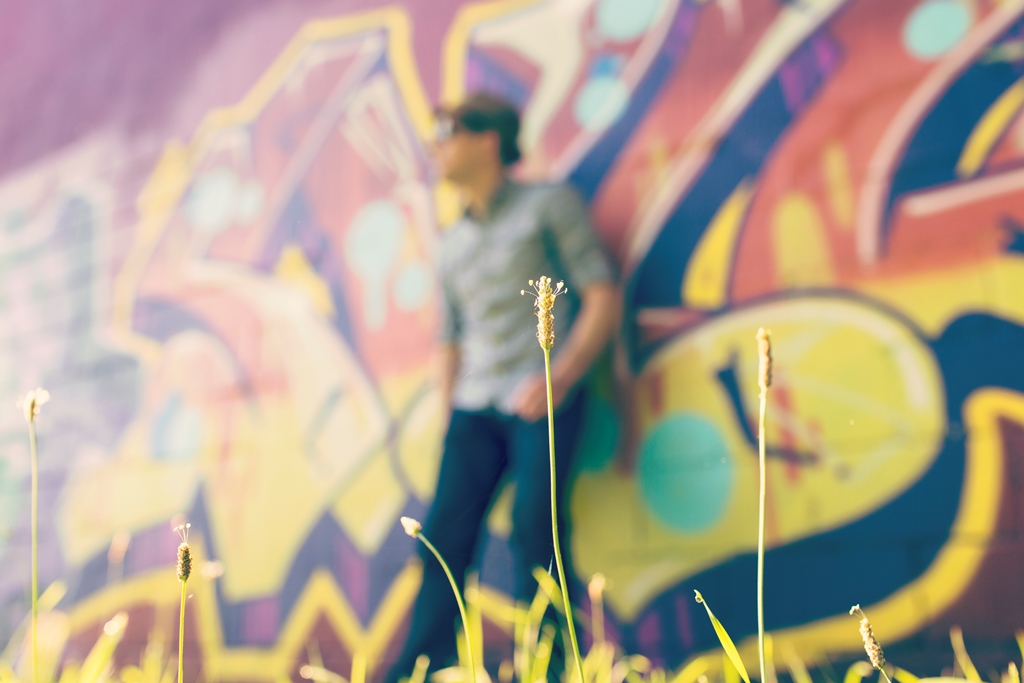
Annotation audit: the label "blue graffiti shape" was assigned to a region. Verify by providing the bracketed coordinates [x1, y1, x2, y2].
[715, 353, 817, 466]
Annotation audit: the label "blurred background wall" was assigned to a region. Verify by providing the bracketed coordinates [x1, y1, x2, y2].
[1, 0, 1023, 679]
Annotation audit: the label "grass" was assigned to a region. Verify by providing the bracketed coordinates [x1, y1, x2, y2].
[401, 517, 477, 683]
[531, 277, 586, 683]
[691, 328, 1023, 683]
[396, 282, 1024, 683]
[755, 328, 771, 683]
[174, 524, 192, 683]
[849, 607, 891, 683]
[9, 285, 1024, 683]
[19, 389, 49, 683]
[7, 388, 132, 683]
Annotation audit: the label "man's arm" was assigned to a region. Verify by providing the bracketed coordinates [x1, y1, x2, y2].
[438, 342, 460, 418]
[511, 184, 617, 421]
[436, 244, 461, 419]
[551, 282, 619, 392]
[511, 281, 619, 422]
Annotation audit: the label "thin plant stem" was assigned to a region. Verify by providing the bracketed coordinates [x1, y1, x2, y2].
[178, 578, 187, 683]
[757, 387, 767, 683]
[29, 419, 38, 683]
[417, 533, 476, 683]
[543, 348, 585, 683]
[879, 668, 893, 683]
[589, 577, 605, 647]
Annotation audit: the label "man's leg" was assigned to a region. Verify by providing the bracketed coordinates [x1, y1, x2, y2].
[506, 392, 587, 682]
[386, 410, 508, 683]
[507, 391, 586, 603]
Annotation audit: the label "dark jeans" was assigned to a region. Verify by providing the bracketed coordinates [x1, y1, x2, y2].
[385, 391, 586, 682]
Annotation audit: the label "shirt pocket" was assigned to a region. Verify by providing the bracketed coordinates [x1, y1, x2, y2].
[487, 218, 546, 282]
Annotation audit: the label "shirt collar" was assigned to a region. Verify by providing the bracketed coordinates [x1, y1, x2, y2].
[464, 178, 517, 223]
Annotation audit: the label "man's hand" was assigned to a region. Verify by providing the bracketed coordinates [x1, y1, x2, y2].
[511, 372, 567, 422]
[513, 281, 618, 422]
[438, 342, 460, 422]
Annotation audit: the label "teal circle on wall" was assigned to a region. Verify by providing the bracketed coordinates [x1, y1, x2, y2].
[637, 413, 733, 532]
[596, 0, 662, 42]
[903, 0, 971, 60]
[574, 75, 629, 131]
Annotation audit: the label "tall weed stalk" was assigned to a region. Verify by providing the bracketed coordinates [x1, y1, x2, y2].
[19, 389, 49, 683]
[401, 517, 477, 683]
[756, 329, 771, 683]
[524, 277, 584, 683]
[174, 524, 192, 683]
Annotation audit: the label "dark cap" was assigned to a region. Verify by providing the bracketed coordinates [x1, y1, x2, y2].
[435, 92, 522, 166]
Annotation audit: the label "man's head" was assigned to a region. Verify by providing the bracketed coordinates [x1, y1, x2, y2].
[432, 92, 521, 183]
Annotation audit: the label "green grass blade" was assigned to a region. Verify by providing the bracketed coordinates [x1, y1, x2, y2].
[78, 613, 129, 683]
[891, 667, 919, 683]
[668, 655, 713, 683]
[844, 662, 874, 683]
[416, 533, 476, 683]
[531, 568, 564, 615]
[694, 591, 750, 683]
[409, 656, 430, 683]
[950, 627, 981, 682]
[529, 625, 556, 683]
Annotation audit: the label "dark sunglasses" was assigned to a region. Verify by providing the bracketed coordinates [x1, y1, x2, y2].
[433, 117, 464, 143]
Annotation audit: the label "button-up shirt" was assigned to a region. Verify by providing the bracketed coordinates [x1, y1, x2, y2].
[438, 180, 614, 414]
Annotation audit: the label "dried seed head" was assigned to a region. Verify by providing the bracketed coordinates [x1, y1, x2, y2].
[174, 522, 191, 543]
[588, 573, 606, 603]
[522, 277, 565, 350]
[18, 388, 50, 424]
[850, 605, 886, 670]
[177, 543, 192, 582]
[400, 516, 422, 538]
[756, 328, 772, 393]
[174, 522, 192, 582]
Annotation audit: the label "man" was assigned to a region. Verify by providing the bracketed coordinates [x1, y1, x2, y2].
[386, 92, 618, 681]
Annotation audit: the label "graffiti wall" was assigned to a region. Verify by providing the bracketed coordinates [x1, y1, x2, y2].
[1, 0, 1023, 678]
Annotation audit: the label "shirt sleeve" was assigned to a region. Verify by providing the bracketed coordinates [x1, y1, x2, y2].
[542, 184, 615, 289]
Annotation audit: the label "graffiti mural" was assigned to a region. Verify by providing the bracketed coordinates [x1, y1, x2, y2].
[1, 0, 1023, 679]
